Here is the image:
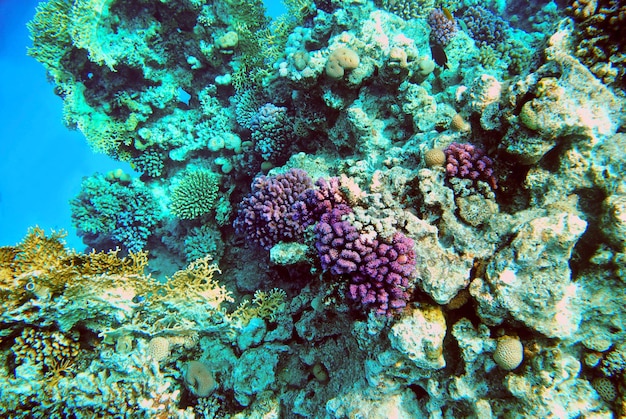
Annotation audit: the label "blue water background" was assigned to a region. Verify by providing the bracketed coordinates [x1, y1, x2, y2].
[0, 0, 285, 250]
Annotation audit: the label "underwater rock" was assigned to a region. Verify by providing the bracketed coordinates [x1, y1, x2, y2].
[232, 345, 288, 407]
[473, 211, 586, 338]
[388, 304, 446, 370]
[503, 25, 622, 164]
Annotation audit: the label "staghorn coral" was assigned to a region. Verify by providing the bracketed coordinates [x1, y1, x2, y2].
[170, 169, 221, 220]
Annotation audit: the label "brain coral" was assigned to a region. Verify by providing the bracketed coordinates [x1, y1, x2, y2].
[493, 335, 524, 370]
[170, 169, 221, 220]
[185, 360, 217, 398]
[147, 336, 170, 362]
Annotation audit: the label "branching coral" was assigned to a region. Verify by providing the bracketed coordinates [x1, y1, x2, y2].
[151, 255, 233, 311]
[233, 169, 314, 249]
[0, 227, 148, 314]
[462, 6, 510, 47]
[170, 169, 221, 220]
[567, 0, 626, 86]
[70, 173, 160, 252]
[26, 0, 73, 80]
[250, 103, 294, 163]
[229, 288, 287, 327]
[427, 8, 458, 46]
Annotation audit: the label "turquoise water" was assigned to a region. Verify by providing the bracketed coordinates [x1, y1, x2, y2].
[1, 0, 624, 417]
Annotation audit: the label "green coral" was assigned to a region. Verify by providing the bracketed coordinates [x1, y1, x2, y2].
[184, 225, 225, 263]
[229, 288, 287, 327]
[170, 169, 221, 220]
[70, 172, 160, 252]
[26, 0, 73, 80]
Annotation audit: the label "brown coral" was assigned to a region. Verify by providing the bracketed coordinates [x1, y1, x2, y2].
[0, 227, 148, 311]
[567, 0, 626, 86]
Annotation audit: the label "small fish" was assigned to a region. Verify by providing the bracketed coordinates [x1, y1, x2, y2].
[442, 7, 454, 21]
[430, 44, 449, 69]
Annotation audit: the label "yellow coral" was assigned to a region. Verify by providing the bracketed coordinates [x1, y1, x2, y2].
[27, 0, 73, 77]
[69, 0, 118, 70]
[229, 288, 287, 327]
[152, 255, 233, 310]
[0, 227, 149, 310]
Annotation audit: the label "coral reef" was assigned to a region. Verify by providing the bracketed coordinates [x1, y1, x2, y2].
[70, 171, 161, 252]
[444, 142, 497, 189]
[170, 168, 221, 220]
[567, 0, 626, 86]
[462, 5, 510, 47]
[15, 0, 626, 416]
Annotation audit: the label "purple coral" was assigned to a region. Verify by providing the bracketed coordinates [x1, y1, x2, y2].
[235, 169, 418, 316]
[314, 205, 360, 275]
[428, 8, 458, 46]
[444, 142, 497, 189]
[313, 204, 417, 316]
[233, 169, 314, 249]
[348, 233, 416, 317]
[461, 6, 509, 47]
[305, 177, 348, 220]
